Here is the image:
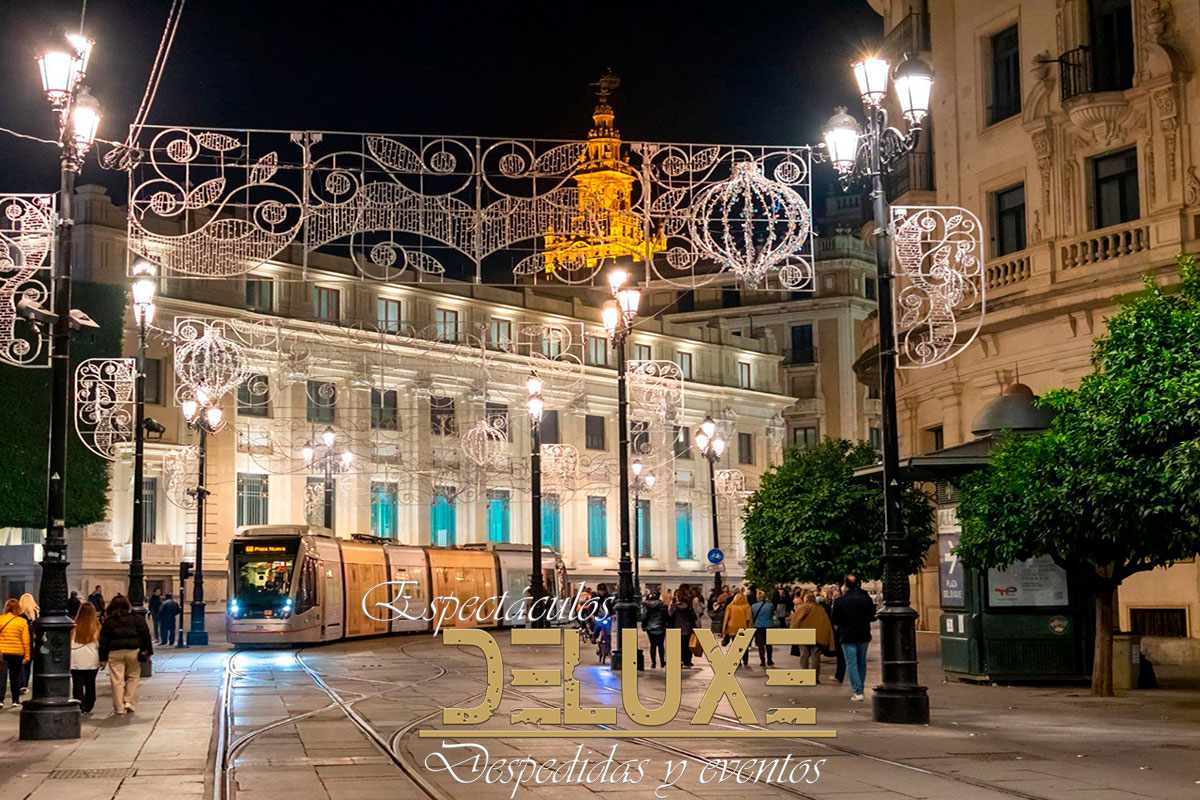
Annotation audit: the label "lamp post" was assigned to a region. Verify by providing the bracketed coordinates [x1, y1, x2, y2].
[822, 52, 934, 725]
[128, 262, 156, 658]
[22, 32, 99, 742]
[630, 460, 655, 598]
[694, 417, 725, 596]
[182, 395, 223, 646]
[302, 426, 352, 532]
[602, 268, 643, 672]
[526, 372, 547, 627]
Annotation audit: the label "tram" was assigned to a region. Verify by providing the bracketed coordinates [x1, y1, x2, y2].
[226, 524, 570, 646]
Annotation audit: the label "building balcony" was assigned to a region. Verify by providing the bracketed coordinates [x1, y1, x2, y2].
[883, 11, 931, 62]
[1059, 45, 1134, 103]
[783, 347, 817, 366]
[885, 151, 935, 203]
[786, 398, 824, 417]
[1059, 220, 1150, 272]
[985, 250, 1034, 291]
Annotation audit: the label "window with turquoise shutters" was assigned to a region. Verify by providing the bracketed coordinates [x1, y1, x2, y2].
[542, 493, 562, 549]
[371, 481, 398, 539]
[675, 502, 694, 559]
[636, 498, 652, 558]
[587, 496, 607, 556]
[430, 486, 456, 546]
[487, 489, 511, 543]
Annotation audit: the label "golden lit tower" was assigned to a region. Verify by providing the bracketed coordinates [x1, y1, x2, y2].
[543, 70, 665, 275]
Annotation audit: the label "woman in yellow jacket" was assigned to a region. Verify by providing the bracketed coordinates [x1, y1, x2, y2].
[790, 590, 835, 683]
[721, 590, 753, 666]
[0, 597, 31, 708]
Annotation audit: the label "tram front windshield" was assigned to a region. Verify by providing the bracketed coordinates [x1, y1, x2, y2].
[232, 539, 298, 617]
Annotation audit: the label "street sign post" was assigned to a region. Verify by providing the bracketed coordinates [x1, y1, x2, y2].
[707, 548, 724, 565]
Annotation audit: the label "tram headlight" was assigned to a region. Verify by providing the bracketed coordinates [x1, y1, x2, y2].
[228, 599, 239, 617]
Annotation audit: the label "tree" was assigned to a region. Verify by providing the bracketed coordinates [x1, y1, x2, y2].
[0, 281, 126, 528]
[742, 438, 934, 587]
[956, 256, 1200, 696]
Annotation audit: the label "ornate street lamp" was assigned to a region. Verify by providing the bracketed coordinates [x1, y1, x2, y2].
[128, 261, 157, 663]
[694, 417, 726, 595]
[23, 30, 100, 742]
[630, 460, 655, 598]
[526, 372, 547, 627]
[602, 267, 643, 672]
[182, 394, 224, 646]
[301, 426, 352, 531]
[821, 51, 934, 726]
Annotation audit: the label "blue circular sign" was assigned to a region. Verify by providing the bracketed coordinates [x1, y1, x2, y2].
[707, 548, 724, 565]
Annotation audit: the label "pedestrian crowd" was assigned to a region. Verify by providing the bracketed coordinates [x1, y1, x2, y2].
[636, 573, 879, 703]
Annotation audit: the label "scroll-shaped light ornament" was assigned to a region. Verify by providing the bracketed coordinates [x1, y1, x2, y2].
[688, 161, 812, 289]
[540, 443, 579, 493]
[461, 418, 508, 471]
[163, 445, 199, 510]
[0, 194, 55, 367]
[890, 206, 985, 369]
[628, 360, 684, 424]
[174, 319, 248, 404]
[74, 358, 135, 460]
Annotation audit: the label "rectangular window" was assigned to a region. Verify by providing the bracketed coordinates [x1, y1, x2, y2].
[989, 25, 1021, 125]
[868, 384, 880, 399]
[631, 420, 649, 453]
[237, 374, 270, 417]
[486, 489, 511, 543]
[540, 409, 560, 445]
[371, 481, 398, 539]
[1128, 608, 1188, 638]
[1093, 148, 1139, 229]
[676, 351, 694, 380]
[676, 290, 695, 312]
[738, 431, 754, 465]
[542, 493, 562, 549]
[306, 380, 336, 423]
[865, 277, 876, 300]
[1090, 0, 1134, 93]
[430, 487, 456, 546]
[246, 278, 273, 312]
[674, 425, 692, 459]
[431, 396, 456, 436]
[790, 325, 815, 364]
[636, 498, 652, 558]
[485, 401, 510, 441]
[541, 334, 562, 359]
[489, 319, 513, 351]
[632, 343, 652, 362]
[434, 308, 459, 342]
[738, 361, 752, 389]
[675, 502, 693, 559]
[312, 286, 340, 321]
[237, 473, 269, 528]
[587, 336, 608, 366]
[306, 476, 333, 529]
[869, 426, 883, 451]
[371, 388, 398, 430]
[793, 426, 818, 449]
[378, 298, 402, 333]
[924, 425, 945, 453]
[143, 358, 163, 405]
[585, 415, 605, 450]
[142, 477, 158, 544]
[722, 288, 741, 308]
[587, 496, 607, 556]
[994, 183, 1027, 256]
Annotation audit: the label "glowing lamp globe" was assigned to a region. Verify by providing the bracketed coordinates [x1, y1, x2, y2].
[823, 108, 861, 175]
[851, 57, 891, 106]
[71, 87, 101, 152]
[893, 53, 934, 125]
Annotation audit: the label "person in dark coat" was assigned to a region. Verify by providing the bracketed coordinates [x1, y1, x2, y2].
[66, 591, 82, 620]
[98, 595, 153, 714]
[830, 575, 876, 702]
[147, 588, 163, 642]
[87, 585, 105, 618]
[668, 586, 697, 668]
[641, 592, 670, 669]
[820, 586, 845, 683]
[157, 594, 181, 646]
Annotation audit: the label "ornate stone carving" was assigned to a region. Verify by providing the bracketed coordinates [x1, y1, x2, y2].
[1186, 167, 1200, 207]
[1142, 1, 1185, 79]
[1152, 88, 1179, 183]
[1031, 128, 1054, 229]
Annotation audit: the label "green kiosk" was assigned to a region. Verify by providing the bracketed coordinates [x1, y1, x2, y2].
[860, 384, 1093, 682]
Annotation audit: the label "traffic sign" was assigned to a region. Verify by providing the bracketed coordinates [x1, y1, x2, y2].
[706, 563, 725, 573]
[707, 548, 724, 565]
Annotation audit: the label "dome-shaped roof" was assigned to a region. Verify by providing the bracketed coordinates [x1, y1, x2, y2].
[970, 383, 1054, 436]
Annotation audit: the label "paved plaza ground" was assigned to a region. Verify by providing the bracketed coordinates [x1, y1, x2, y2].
[0, 628, 1196, 800]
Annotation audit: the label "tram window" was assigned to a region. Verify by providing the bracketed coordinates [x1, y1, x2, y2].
[295, 556, 319, 613]
[232, 539, 299, 615]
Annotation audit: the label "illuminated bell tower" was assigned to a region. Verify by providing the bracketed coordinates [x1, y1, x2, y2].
[543, 70, 665, 275]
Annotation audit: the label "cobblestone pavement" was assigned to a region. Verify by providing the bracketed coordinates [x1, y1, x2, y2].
[1, 629, 1197, 799]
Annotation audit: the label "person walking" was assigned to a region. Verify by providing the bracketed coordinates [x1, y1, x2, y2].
[148, 588, 163, 643]
[668, 586, 697, 668]
[641, 591, 669, 669]
[790, 590, 835, 683]
[158, 594, 181, 646]
[772, 588, 791, 630]
[16, 593, 39, 693]
[750, 589, 776, 667]
[88, 585, 106, 618]
[820, 586, 846, 684]
[721, 589, 753, 665]
[67, 590, 82, 620]
[99, 595, 153, 714]
[70, 603, 101, 714]
[0, 598, 31, 708]
[830, 575, 876, 701]
[706, 586, 728, 639]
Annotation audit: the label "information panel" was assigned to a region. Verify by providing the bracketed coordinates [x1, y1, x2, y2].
[987, 556, 1069, 607]
[938, 533, 965, 607]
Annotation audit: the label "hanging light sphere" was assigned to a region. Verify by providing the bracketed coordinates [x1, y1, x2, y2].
[175, 324, 247, 406]
[689, 161, 811, 289]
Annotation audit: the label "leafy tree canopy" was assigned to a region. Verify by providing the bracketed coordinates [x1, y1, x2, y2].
[742, 438, 934, 587]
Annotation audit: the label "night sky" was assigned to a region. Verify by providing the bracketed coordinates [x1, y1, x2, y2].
[0, 0, 881, 198]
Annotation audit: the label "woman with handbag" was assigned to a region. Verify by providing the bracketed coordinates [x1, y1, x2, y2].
[721, 589, 753, 666]
[668, 586, 698, 668]
[98, 595, 153, 714]
[791, 590, 835, 683]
